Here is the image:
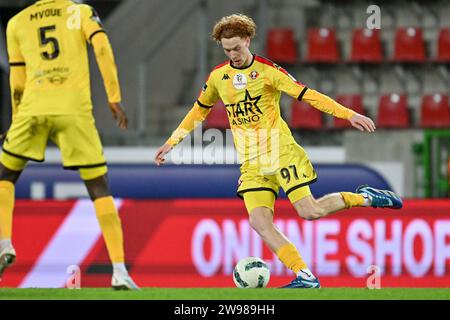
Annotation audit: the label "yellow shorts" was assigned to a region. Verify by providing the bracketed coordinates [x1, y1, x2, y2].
[237, 143, 317, 213]
[1, 115, 107, 179]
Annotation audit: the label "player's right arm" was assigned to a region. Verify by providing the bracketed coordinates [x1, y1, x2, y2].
[80, 5, 127, 129]
[154, 74, 219, 166]
[6, 17, 26, 121]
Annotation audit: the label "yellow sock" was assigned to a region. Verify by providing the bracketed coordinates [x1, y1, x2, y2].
[276, 243, 308, 274]
[94, 196, 125, 264]
[0, 181, 15, 240]
[340, 192, 365, 209]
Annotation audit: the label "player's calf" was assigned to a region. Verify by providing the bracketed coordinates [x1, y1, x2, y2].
[293, 195, 329, 221]
[297, 210, 324, 221]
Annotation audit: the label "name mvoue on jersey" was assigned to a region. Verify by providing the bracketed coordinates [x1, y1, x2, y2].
[1, 0, 138, 290]
[6, 0, 120, 117]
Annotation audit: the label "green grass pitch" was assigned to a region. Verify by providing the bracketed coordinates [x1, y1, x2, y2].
[0, 288, 449, 300]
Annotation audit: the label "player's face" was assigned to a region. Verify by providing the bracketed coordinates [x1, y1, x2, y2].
[221, 37, 252, 68]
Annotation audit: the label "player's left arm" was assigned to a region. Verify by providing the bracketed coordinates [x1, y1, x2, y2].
[155, 73, 219, 166]
[6, 18, 26, 121]
[81, 5, 127, 130]
[302, 89, 375, 132]
[273, 67, 376, 133]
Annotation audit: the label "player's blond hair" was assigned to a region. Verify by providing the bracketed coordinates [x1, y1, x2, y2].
[211, 14, 257, 43]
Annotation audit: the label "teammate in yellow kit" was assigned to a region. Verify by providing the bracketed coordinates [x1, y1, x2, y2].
[0, 0, 138, 290]
[155, 14, 402, 288]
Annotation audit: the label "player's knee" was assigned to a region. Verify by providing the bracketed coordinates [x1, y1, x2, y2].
[79, 166, 108, 181]
[84, 174, 112, 201]
[248, 213, 264, 232]
[0, 162, 22, 184]
[249, 209, 272, 234]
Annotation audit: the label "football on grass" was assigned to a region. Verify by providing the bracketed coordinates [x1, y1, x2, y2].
[233, 257, 270, 288]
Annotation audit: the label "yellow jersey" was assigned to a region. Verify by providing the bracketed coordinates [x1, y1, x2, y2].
[6, 0, 118, 116]
[197, 55, 308, 162]
[167, 55, 355, 164]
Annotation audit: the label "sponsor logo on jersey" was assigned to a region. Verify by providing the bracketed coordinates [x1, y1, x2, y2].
[225, 90, 263, 126]
[48, 75, 68, 85]
[233, 73, 247, 90]
[222, 74, 230, 80]
[249, 71, 259, 80]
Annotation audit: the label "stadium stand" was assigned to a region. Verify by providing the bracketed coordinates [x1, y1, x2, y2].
[420, 94, 450, 128]
[393, 27, 426, 62]
[377, 94, 410, 128]
[290, 100, 324, 129]
[306, 27, 340, 63]
[266, 28, 298, 64]
[350, 28, 383, 63]
[333, 94, 365, 128]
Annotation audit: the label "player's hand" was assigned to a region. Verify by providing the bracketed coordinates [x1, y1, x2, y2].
[350, 113, 376, 133]
[109, 102, 128, 130]
[154, 143, 173, 166]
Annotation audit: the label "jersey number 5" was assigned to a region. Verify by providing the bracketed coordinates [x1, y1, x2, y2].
[39, 25, 60, 60]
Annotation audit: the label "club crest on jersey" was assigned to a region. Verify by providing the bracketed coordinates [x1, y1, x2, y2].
[233, 73, 247, 90]
[249, 71, 259, 80]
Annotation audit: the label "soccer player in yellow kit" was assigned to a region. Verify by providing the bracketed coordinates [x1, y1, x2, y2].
[0, 0, 138, 290]
[155, 14, 403, 288]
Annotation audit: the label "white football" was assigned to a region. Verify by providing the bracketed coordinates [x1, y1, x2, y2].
[233, 257, 270, 288]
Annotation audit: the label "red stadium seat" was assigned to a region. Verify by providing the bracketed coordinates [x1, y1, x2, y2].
[204, 101, 229, 129]
[290, 100, 323, 129]
[333, 94, 365, 128]
[437, 28, 450, 62]
[377, 94, 410, 128]
[350, 28, 383, 63]
[393, 27, 426, 62]
[420, 94, 450, 128]
[266, 28, 298, 64]
[306, 28, 339, 63]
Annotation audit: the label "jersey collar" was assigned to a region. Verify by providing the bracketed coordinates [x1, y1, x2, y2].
[230, 54, 255, 70]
